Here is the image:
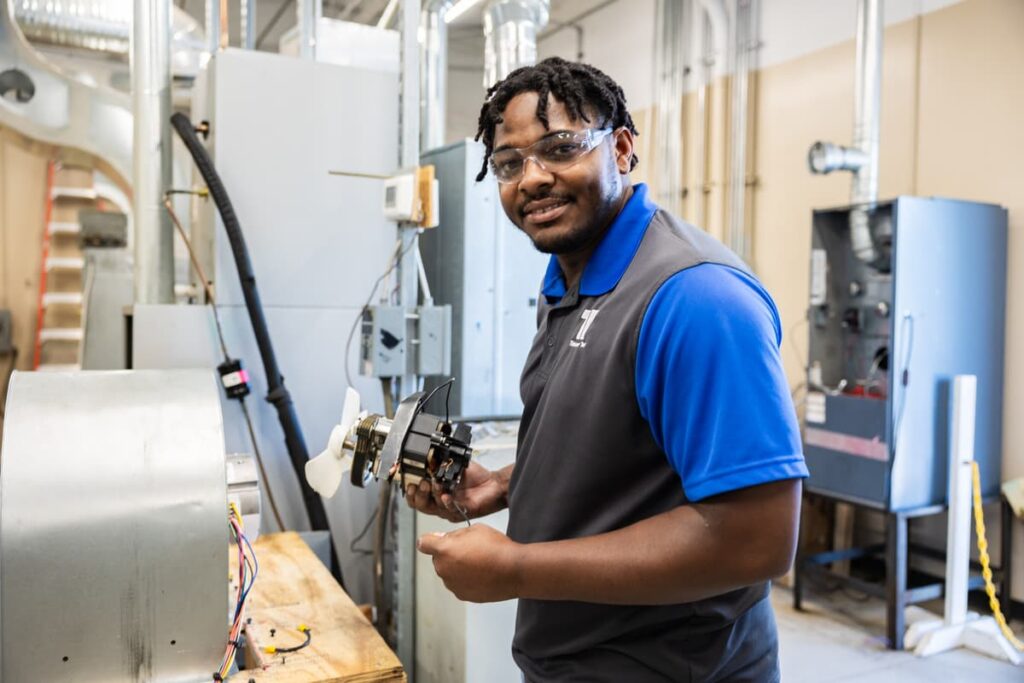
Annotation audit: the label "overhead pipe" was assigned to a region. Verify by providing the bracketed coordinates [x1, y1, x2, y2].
[727, 0, 756, 264]
[483, 0, 550, 88]
[131, 0, 174, 304]
[808, 0, 883, 264]
[296, 0, 321, 59]
[420, 0, 452, 151]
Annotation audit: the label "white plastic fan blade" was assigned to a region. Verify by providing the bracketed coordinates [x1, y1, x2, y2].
[304, 388, 361, 498]
[339, 387, 361, 434]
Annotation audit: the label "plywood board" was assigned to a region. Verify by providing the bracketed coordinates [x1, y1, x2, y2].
[227, 532, 405, 683]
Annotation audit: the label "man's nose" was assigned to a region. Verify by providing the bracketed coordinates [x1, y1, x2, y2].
[518, 156, 554, 195]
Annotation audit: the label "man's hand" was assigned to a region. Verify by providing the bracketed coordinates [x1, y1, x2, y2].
[417, 525, 521, 603]
[405, 461, 510, 522]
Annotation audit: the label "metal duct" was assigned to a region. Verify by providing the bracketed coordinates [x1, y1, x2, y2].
[652, 0, 687, 218]
[132, 0, 174, 304]
[483, 0, 550, 88]
[420, 0, 452, 152]
[727, 0, 758, 264]
[13, 0, 205, 77]
[808, 0, 882, 264]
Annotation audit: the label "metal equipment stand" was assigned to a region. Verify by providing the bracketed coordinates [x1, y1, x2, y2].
[793, 495, 1014, 650]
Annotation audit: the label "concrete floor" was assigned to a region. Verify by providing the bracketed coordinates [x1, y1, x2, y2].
[774, 586, 1024, 681]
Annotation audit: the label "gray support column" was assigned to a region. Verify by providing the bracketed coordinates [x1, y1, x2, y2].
[396, 0, 421, 676]
[131, 0, 174, 304]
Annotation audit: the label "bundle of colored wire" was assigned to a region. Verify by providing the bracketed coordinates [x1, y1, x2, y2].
[215, 503, 259, 681]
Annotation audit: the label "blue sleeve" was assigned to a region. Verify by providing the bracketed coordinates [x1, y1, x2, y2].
[636, 263, 807, 501]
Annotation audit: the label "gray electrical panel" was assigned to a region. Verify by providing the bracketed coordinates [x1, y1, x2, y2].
[803, 196, 1007, 511]
[420, 140, 548, 418]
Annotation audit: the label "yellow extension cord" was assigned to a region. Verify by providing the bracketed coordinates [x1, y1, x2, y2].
[971, 461, 1024, 650]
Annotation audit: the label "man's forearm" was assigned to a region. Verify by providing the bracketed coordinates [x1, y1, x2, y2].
[511, 479, 800, 605]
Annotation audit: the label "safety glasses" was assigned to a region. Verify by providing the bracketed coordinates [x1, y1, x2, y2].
[490, 128, 614, 184]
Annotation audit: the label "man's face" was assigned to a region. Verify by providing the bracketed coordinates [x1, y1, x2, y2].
[492, 92, 633, 255]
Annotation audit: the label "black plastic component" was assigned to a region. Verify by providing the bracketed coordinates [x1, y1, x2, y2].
[217, 358, 251, 399]
[841, 306, 862, 332]
[170, 113, 342, 587]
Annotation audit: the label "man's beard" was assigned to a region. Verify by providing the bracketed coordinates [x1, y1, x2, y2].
[526, 218, 602, 255]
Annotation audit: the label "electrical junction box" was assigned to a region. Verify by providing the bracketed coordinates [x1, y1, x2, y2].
[361, 304, 452, 378]
[0, 309, 12, 355]
[362, 306, 408, 377]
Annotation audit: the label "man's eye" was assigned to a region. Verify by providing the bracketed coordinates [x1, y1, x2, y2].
[495, 158, 522, 173]
[545, 143, 580, 160]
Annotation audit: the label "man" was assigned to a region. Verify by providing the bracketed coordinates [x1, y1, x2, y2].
[408, 57, 807, 682]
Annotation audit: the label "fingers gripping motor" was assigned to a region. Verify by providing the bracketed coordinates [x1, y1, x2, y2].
[305, 388, 473, 498]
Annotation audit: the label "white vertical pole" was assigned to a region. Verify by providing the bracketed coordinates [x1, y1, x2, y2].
[945, 375, 977, 626]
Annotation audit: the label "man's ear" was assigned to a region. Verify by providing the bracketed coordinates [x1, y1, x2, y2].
[613, 127, 635, 175]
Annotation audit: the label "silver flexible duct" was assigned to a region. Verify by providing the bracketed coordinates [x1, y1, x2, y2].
[483, 0, 550, 88]
[14, 0, 204, 77]
[808, 0, 882, 264]
[420, 0, 452, 152]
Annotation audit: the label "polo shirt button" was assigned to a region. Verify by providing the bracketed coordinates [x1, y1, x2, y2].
[546, 336, 555, 347]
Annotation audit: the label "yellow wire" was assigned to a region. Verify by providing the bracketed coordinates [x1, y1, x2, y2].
[971, 461, 1024, 651]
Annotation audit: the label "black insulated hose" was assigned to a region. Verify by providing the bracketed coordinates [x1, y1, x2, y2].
[170, 112, 343, 586]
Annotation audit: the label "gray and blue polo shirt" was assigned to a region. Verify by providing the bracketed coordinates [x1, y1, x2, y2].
[506, 183, 807, 682]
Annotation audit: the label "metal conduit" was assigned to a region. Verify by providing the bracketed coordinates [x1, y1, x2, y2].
[420, 0, 452, 151]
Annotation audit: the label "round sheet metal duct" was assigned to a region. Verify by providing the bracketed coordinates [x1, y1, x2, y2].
[420, 0, 452, 151]
[483, 0, 549, 88]
[0, 369, 228, 681]
[13, 1, 205, 76]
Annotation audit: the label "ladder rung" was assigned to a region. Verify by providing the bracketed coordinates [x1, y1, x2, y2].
[45, 256, 84, 271]
[48, 221, 81, 235]
[36, 363, 82, 372]
[39, 327, 84, 342]
[50, 187, 97, 201]
[42, 292, 83, 306]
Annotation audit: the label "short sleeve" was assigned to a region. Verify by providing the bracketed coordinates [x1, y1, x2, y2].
[635, 263, 808, 501]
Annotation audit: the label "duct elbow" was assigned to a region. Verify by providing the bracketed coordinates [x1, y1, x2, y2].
[807, 141, 868, 175]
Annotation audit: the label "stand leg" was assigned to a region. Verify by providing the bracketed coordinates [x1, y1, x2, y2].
[887, 511, 908, 650]
[794, 555, 804, 611]
[1000, 496, 1013, 617]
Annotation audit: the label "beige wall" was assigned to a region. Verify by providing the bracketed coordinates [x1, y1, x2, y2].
[750, 0, 1024, 594]
[0, 128, 51, 371]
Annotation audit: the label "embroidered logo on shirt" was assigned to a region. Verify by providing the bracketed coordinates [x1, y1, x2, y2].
[570, 309, 600, 348]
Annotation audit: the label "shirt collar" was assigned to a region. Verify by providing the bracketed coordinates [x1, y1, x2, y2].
[541, 183, 658, 301]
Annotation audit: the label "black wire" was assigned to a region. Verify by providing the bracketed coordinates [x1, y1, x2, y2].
[349, 507, 379, 555]
[273, 628, 312, 654]
[419, 377, 456, 417]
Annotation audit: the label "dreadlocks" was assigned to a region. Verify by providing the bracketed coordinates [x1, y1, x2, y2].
[474, 57, 640, 182]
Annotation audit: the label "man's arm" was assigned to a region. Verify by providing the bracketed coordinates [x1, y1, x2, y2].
[417, 478, 801, 604]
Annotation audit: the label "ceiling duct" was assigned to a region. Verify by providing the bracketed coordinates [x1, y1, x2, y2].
[420, 0, 451, 151]
[13, 0, 205, 78]
[483, 0, 549, 88]
[808, 0, 883, 265]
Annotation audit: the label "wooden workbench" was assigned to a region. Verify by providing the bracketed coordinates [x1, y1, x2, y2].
[227, 532, 405, 682]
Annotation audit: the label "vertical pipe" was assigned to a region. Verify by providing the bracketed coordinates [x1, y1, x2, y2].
[483, 0, 550, 88]
[396, 1, 421, 675]
[241, 0, 256, 49]
[420, 1, 452, 152]
[728, 0, 752, 263]
[297, 0, 321, 59]
[131, 0, 174, 304]
[204, 0, 220, 54]
[848, 0, 882, 263]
